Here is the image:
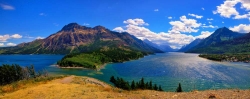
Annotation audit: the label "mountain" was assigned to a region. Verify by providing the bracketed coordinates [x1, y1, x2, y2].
[178, 38, 203, 52]
[197, 32, 250, 54]
[0, 23, 162, 54]
[186, 27, 245, 53]
[143, 39, 174, 52]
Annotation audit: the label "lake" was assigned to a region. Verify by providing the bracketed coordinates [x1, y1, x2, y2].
[0, 53, 249, 91]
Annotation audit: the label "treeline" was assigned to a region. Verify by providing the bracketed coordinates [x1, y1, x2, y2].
[0, 64, 48, 85]
[110, 76, 163, 91]
[57, 47, 144, 69]
[199, 54, 250, 62]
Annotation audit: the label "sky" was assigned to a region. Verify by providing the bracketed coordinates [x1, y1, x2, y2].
[0, 0, 250, 49]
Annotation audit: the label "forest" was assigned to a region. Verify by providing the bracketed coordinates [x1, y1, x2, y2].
[110, 76, 164, 91]
[199, 54, 250, 62]
[57, 47, 144, 69]
[0, 64, 48, 85]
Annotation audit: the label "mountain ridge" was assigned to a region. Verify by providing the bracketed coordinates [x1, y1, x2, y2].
[186, 27, 249, 54]
[0, 23, 162, 54]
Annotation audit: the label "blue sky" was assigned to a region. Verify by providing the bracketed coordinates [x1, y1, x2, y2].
[0, 0, 250, 48]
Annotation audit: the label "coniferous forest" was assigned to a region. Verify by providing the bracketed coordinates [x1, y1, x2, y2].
[110, 76, 163, 91]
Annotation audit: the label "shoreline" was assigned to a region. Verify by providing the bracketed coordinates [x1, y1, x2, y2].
[53, 63, 108, 71]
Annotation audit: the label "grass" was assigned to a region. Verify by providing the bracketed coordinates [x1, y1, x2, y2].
[0, 75, 66, 94]
[0, 76, 250, 99]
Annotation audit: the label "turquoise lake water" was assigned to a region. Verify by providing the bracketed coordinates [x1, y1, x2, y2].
[0, 52, 249, 91]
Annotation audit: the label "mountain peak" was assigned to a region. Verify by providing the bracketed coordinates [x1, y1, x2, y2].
[93, 25, 106, 30]
[61, 23, 86, 31]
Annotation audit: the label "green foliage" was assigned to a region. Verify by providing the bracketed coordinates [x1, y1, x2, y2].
[176, 83, 183, 92]
[0, 64, 49, 85]
[57, 47, 144, 69]
[109, 76, 163, 91]
[199, 54, 250, 62]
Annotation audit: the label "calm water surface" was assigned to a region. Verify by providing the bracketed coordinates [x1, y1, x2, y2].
[0, 53, 249, 91]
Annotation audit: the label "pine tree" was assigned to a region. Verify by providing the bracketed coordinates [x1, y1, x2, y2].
[153, 84, 158, 90]
[176, 83, 183, 92]
[149, 80, 153, 90]
[131, 80, 136, 90]
[140, 77, 145, 89]
[158, 85, 163, 91]
[110, 76, 116, 84]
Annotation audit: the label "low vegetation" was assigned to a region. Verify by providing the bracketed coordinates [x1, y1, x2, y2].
[57, 47, 144, 69]
[199, 54, 250, 62]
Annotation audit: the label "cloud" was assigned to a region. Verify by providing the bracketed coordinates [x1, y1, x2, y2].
[202, 7, 205, 10]
[168, 16, 201, 33]
[234, 12, 250, 20]
[113, 27, 125, 33]
[229, 24, 250, 33]
[207, 18, 213, 20]
[202, 25, 218, 28]
[0, 34, 22, 42]
[6, 42, 17, 46]
[195, 31, 213, 39]
[188, 13, 203, 19]
[36, 36, 44, 39]
[39, 13, 47, 16]
[213, 0, 250, 20]
[123, 18, 149, 26]
[0, 35, 10, 42]
[0, 43, 4, 46]
[83, 23, 90, 26]
[113, 18, 203, 49]
[168, 16, 173, 19]
[222, 21, 224, 23]
[154, 9, 159, 12]
[53, 23, 59, 26]
[0, 4, 15, 10]
[11, 34, 22, 38]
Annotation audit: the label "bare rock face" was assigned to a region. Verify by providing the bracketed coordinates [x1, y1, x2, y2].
[0, 23, 162, 54]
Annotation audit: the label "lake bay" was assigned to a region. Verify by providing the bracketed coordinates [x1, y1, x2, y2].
[0, 52, 249, 91]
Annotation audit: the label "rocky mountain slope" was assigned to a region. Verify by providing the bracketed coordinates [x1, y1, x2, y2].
[0, 23, 162, 54]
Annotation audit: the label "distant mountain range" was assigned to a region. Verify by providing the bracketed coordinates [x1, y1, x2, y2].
[186, 27, 250, 54]
[143, 39, 174, 52]
[178, 38, 203, 52]
[0, 23, 163, 54]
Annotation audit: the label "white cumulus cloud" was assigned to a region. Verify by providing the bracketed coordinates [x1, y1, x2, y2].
[6, 42, 17, 46]
[113, 27, 125, 33]
[11, 34, 22, 39]
[213, 0, 250, 20]
[229, 24, 250, 33]
[168, 16, 173, 19]
[168, 16, 201, 33]
[123, 18, 149, 26]
[113, 18, 209, 49]
[188, 13, 203, 19]
[0, 34, 22, 42]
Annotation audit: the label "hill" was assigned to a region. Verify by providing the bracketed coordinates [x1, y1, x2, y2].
[186, 27, 247, 54]
[1, 76, 249, 99]
[0, 23, 162, 54]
